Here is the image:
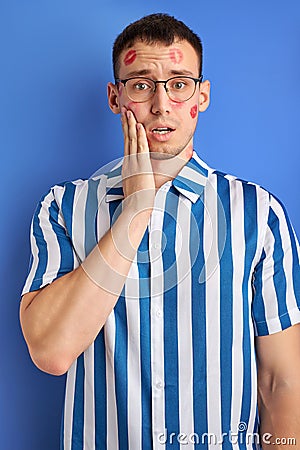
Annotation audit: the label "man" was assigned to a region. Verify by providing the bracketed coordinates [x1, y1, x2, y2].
[20, 13, 300, 450]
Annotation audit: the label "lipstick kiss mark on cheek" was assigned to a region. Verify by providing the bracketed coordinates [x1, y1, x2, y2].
[126, 102, 139, 116]
[169, 48, 183, 64]
[171, 101, 184, 109]
[190, 105, 198, 119]
[124, 50, 136, 66]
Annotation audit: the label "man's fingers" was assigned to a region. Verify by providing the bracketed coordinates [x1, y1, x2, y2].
[121, 108, 149, 157]
[126, 110, 137, 155]
[121, 108, 129, 157]
[136, 123, 149, 154]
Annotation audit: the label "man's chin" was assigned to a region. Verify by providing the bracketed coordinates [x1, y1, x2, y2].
[148, 145, 184, 160]
[149, 152, 174, 161]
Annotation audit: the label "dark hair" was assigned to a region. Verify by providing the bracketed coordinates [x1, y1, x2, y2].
[112, 13, 203, 79]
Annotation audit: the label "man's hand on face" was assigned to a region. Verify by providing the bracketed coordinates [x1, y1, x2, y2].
[121, 107, 156, 214]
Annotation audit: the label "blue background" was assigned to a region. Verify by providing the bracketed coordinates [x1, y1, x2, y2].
[1, 0, 299, 448]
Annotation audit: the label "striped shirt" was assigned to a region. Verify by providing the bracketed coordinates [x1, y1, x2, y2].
[22, 151, 300, 450]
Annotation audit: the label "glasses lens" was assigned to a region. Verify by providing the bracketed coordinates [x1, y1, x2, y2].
[166, 77, 196, 102]
[124, 77, 197, 103]
[126, 78, 155, 102]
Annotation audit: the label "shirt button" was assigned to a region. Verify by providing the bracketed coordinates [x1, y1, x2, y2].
[152, 242, 160, 250]
[156, 381, 164, 389]
[156, 309, 162, 318]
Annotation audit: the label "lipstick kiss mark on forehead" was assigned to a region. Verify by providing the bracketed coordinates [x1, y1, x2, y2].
[124, 50, 137, 66]
[169, 48, 183, 64]
[190, 105, 198, 119]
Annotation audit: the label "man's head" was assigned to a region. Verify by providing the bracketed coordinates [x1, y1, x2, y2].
[112, 13, 203, 80]
[107, 14, 210, 159]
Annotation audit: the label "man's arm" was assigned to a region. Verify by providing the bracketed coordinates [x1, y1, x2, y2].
[20, 109, 155, 376]
[256, 323, 300, 449]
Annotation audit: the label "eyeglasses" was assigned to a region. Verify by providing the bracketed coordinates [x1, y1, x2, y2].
[115, 75, 203, 103]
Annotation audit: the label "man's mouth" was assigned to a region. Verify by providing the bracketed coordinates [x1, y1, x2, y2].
[151, 127, 174, 135]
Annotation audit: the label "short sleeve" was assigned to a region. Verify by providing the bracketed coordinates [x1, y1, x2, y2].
[252, 194, 300, 336]
[21, 187, 76, 296]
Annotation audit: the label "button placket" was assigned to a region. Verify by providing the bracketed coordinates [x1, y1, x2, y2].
[149, 188, 167, 449]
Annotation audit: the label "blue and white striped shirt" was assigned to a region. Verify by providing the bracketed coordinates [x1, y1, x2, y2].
[22, 151, 300, 449]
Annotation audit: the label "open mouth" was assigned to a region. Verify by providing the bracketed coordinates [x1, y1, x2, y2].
[151, 127, 174, 135]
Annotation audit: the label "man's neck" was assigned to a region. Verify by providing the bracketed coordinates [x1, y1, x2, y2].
[151, 151, 192, 189]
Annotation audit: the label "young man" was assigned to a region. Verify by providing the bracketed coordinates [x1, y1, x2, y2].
[20, 13, 300, 450]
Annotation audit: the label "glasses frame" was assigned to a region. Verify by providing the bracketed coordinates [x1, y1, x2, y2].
[115, 75, 203, 103]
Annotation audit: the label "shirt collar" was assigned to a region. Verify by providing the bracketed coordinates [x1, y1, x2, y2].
[171, 151, 209, 203]
[105, 151, 209, 203]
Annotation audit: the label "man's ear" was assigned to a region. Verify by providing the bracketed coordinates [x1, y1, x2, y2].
[107, 82, 121, 114]
[198, 79, 210, 112]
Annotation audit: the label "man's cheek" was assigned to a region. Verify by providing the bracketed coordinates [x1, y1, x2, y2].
[170, 101, 184, 110]
[190, 105, 198, 119]
[126, 101, 140, 119]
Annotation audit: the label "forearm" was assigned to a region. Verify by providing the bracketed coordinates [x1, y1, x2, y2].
[20, 205, 151, 375]
[259, 382, 300, 449]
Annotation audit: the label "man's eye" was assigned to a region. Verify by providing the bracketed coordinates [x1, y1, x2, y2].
[133, 82, 150, 91]
[172, 81, 186, 90]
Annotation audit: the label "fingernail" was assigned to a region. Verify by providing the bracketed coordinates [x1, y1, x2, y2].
[126, 111, 131, 119]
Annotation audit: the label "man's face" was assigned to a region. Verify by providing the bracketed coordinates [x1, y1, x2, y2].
[108, 39, 210, 159]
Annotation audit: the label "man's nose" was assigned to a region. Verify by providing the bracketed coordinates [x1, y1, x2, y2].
[150, 83, 171, 115]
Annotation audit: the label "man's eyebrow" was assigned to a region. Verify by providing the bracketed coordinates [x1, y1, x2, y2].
[121, 69, 196, 78]
[123, 69, 151, 78]
[169, 69, 196, 76]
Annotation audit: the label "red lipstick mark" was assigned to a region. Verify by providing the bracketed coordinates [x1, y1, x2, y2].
[124, 50, 136, 66]
[127, 102, 139, 115]
[169, 48, 183, 64]
[190, 105, 198, 118]
[171, 100, 184, 109]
